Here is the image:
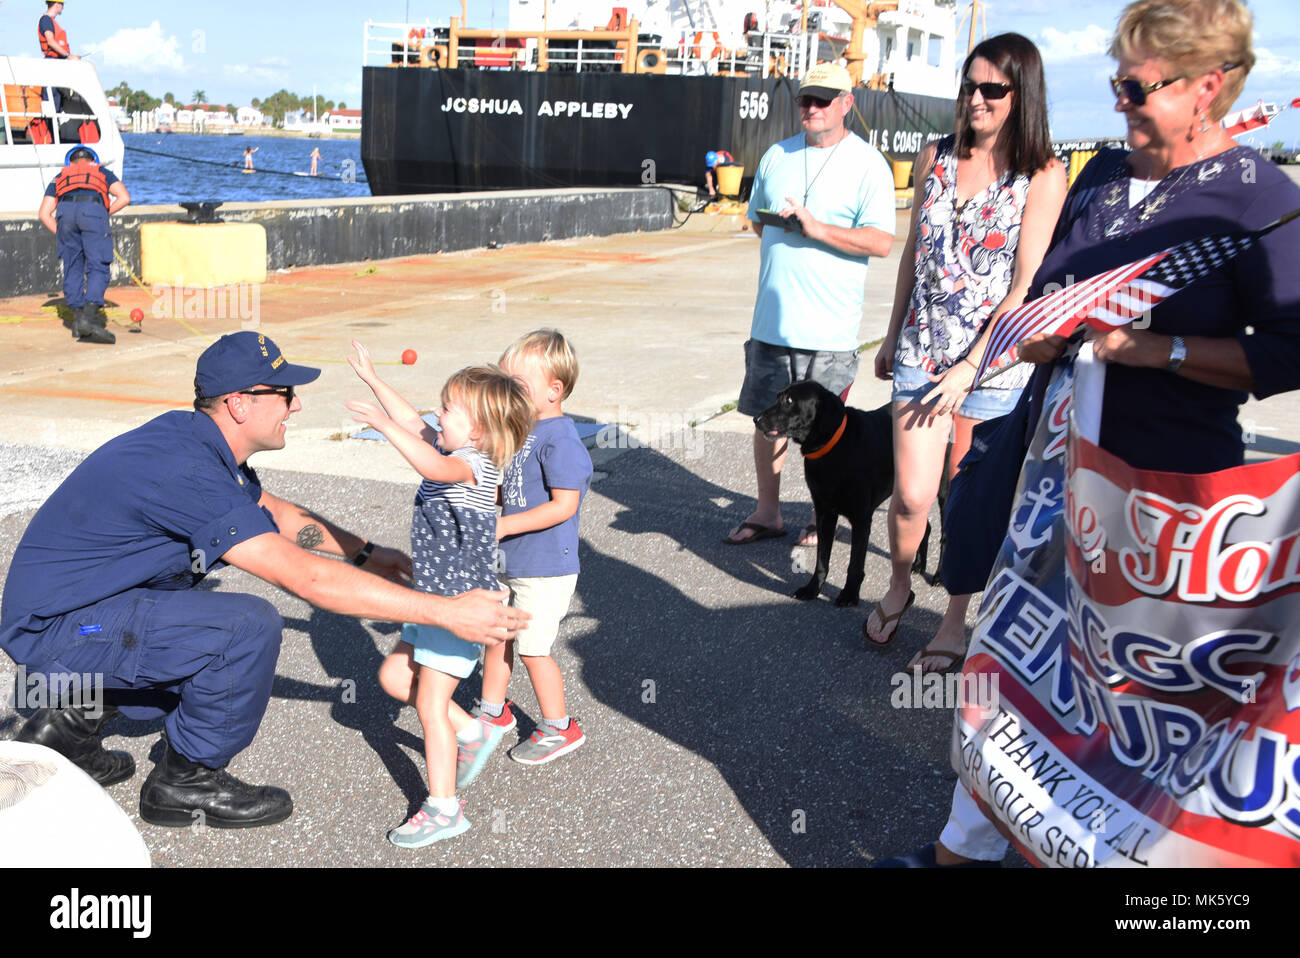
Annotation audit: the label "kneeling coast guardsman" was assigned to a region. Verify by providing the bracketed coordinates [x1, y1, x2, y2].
[37, 146, 131, 345]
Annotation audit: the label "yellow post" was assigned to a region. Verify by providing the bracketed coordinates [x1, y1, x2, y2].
[449, 16, 460, 68]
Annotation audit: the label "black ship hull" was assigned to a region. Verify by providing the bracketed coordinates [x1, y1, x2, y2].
[361, 66, 955, 195]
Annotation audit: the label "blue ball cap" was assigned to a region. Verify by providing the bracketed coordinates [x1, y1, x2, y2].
[705, 150, 717, 167]
[194, 331, 321, 400]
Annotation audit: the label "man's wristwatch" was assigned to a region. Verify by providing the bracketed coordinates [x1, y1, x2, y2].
[351, 541, 375, 566]
[1167, 335, 1186, 372]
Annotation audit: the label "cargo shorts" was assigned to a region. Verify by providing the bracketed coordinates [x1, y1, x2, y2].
[737, 338, 858, 418]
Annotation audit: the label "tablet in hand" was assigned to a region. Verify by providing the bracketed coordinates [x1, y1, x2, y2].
[755, 208, 804, 234]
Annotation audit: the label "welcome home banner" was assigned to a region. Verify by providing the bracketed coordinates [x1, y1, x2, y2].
[952, 363, 1300, 867]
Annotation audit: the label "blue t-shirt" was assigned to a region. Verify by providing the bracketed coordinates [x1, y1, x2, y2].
[0, 411, 277, 643]
[498, 416, 592, 578]
[746, 131, 896, 351]
[38, 15, 58, 45]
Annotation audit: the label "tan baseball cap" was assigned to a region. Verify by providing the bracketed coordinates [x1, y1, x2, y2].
[799, 63, 852, 99]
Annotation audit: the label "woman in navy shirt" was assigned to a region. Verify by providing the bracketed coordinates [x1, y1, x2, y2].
[1020, 17, 1300, 473]
[881, 0, 1300, 869]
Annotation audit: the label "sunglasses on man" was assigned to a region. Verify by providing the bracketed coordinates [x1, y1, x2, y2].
[798, 94, 838, 109]
[961, 79, 1012, 100]
[239, 385, 295, 403]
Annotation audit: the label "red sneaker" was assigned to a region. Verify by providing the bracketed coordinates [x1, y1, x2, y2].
[508, 719, 585, 765]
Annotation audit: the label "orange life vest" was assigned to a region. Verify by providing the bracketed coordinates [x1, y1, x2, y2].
[39, 18, 69, 58]
[54, 161, 110, 208]
[28, 117, 53, 144]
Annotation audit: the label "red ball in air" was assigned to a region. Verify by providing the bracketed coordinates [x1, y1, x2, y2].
[402, 349, 418, 365]
[130, 308, 144, 323]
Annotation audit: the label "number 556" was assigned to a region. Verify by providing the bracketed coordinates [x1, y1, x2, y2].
[738, 91, 769, 120]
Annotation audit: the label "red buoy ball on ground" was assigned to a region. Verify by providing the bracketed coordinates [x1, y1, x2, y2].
[130, 308, 144, 323]
[402, 349, 418, 365]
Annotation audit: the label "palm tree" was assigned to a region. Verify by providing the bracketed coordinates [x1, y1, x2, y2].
[164, 92, 175, 104]
[191, 90, 208, 105]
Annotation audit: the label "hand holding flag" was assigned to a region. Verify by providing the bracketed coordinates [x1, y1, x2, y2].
[973, 207, 1300, 387]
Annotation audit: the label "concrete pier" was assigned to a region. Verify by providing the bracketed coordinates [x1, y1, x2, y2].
[1, 207, 1297, 869]
[0, 187, 675, 298]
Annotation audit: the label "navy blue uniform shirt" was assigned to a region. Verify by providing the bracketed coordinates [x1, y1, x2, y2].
[1030, 146, 1300, 473]
[0, 411, 277, 640]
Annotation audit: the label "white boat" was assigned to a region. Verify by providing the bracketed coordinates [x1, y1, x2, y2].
[1, 56, 124, 214]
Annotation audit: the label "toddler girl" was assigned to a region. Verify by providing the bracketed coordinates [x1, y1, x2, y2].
[347, 341, 533, 847]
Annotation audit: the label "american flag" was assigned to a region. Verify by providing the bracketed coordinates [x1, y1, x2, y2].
[972, 209, 1300, 386]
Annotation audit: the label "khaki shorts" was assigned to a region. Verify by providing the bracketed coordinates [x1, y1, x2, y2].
[501, 574, 579, 657]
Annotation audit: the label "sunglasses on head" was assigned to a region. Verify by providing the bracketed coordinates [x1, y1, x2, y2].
[798, 94, 836, 109]
[961, 79, 1012, 100]
[240, 385, 295, 403]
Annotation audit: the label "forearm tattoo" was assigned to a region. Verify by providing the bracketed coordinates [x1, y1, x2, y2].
[297, 524, 325, 551]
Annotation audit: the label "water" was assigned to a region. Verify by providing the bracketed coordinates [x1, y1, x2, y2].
[121, 132, 372, 207]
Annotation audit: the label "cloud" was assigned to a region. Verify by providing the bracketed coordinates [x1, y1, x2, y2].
[1251, 46, 1300, 80]
[223, 58, 292, 84]
[1036, 25, 1111, 63]
[83, 22, 185, 74]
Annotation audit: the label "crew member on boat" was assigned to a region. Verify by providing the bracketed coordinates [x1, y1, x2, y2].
[37, 146, 131, 345]
[38, 1, 76, 59]
[38, 1, 78, 113]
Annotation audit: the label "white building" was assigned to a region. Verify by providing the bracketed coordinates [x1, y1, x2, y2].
[236, 105, 264, 127]
[325, 108, 362, 131]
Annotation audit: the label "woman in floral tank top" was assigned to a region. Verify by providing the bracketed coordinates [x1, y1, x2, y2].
[868, 33, 1066, 673]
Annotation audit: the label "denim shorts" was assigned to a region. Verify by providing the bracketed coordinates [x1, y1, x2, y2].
[738, 339, 858, 417]
[890, 361, 1022, 422]
[403, 622, 480, 679]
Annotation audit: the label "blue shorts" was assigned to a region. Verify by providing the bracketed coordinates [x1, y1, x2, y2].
[889, 361, 1022, 422]
[403, 622, 479, 679]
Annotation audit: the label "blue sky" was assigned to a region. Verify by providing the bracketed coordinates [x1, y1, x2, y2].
[3, 0, 1299, 144]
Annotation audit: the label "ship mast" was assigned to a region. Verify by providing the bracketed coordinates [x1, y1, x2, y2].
[957, 0, 987, 55]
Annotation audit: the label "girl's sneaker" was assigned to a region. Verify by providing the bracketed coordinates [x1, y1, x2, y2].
[387, 800, 470, 848]
[508, 718, 586, 765]
[455, 718, 507, 789]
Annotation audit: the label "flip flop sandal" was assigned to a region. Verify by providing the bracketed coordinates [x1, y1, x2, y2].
[910, 647, 966, 675]
[863, 590, 915, 648]
[794, 523, 818, 547]
[722, 521, 787, 545]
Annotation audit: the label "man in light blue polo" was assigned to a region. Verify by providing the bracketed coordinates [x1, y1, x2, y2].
[725, 63, 896, 546]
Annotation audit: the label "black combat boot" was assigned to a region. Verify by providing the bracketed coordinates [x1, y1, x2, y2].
[16, 703, 135, 786]
[73, 303, 115, 344]
[139, 739, 293, 829]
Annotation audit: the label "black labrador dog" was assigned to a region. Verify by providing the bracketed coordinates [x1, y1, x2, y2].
[754, 380, 933, 606]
